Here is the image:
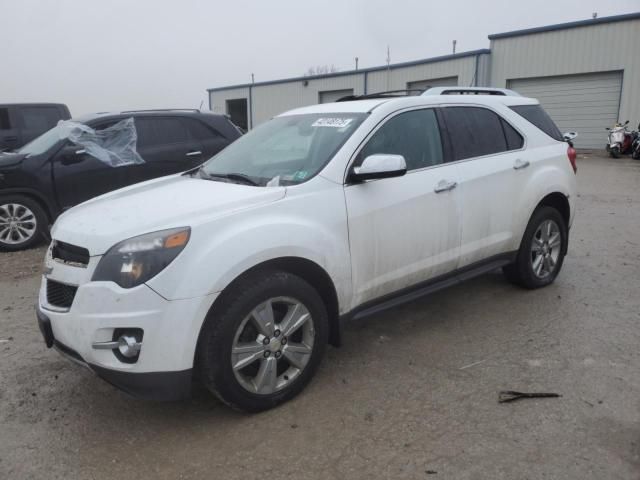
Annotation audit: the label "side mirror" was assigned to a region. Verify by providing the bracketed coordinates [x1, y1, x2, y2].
[563, 131, 578, 142]
[350, 154, 407, 182]
[60, 144, 88, 165]
[624, 120, 629, 125]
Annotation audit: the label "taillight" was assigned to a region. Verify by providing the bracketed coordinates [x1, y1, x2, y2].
[567, 146, 577, 173]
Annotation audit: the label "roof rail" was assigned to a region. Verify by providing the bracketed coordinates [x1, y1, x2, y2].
[336, 90, 424, 102]
[120, 108, 201, 114]
[422, 87, 521, 97]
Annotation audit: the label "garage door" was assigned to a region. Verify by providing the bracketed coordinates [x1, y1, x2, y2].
[407, 76, 458, 95]
[508, 71, 622, 149]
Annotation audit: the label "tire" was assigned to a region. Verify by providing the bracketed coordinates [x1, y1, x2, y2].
[197, 270, 329, 412]
[610, 146, 620, 158]
[0, 195, 48, 251]
[502, 206, 567, 289]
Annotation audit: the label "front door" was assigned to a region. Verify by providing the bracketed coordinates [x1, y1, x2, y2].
[344, 108, 462, 307]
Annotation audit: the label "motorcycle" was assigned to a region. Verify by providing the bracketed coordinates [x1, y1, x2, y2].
[631, 122, 640, 160]
[605, 120, 633, 158]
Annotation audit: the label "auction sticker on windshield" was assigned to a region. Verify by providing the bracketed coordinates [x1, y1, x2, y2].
[311, 118, 354, 128]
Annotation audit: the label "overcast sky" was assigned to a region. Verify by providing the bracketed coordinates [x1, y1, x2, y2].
[2, 0, 638, 116]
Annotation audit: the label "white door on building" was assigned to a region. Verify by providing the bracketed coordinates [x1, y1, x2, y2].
[508, 71, 623, 149]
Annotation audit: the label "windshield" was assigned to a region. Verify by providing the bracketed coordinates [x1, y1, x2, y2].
[200, 113, 366, 186]
[18, 124, 66, 156]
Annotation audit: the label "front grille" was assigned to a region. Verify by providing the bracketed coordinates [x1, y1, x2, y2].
[46, 280, 78, 309]
[52, 240, 90, 267]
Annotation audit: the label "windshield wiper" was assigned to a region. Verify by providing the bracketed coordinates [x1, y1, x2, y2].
[200, 170, 259, 186]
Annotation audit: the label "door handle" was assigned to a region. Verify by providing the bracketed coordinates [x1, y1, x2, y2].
[513, 159, 530, 170]
[3, 136, 17, 142]
[186, 151, 202, 157]
[434, 180, 457, 193]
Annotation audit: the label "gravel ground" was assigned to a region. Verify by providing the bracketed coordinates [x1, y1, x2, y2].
[1, 153, 639, 479]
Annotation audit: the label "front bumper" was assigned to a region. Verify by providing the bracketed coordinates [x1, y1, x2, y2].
[37, 265, 218, 400]
[38, 305, 193, 400]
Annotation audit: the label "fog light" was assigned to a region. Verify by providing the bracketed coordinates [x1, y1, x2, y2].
[117, 335, 142, 358]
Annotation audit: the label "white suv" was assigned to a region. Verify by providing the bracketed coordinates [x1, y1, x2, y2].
[37, 88, 577, 411]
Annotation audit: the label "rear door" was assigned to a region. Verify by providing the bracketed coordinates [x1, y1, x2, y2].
[345, 108, 462, 306]
[134, 116, 204, 181]
[180, 117, 229, 161]
[440, 105, 527, 267]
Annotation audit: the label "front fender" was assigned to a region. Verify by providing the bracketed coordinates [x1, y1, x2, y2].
[147, 184, 352, 311]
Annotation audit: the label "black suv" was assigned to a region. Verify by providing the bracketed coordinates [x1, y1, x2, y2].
[0, 109, 242, 250]
[1, 103, 71, 151]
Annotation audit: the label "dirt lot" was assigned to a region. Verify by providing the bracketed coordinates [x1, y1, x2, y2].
[1, 153, 639, 479]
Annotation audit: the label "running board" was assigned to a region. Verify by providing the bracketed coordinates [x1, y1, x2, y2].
[345, 253, 516, 322]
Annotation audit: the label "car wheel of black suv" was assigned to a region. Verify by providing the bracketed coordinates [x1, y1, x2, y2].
[197, 270, 329, 412]
[0, 195, 48, 251]
[503, 206, 567, 289]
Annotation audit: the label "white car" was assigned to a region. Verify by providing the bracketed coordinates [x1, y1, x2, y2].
[37, 87, 577, 411]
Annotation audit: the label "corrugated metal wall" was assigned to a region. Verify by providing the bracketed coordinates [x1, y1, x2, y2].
[490, 18, 640, 130]
[366, 55, 476, 92]
[251, 73, 364, 125]
[209, 53, 489, 128]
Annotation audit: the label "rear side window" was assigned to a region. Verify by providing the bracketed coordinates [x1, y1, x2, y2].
[501, 118, 524, 150]
[19, 106, 61, 131]
[509, 105, 563, 141]
[358, 109, 444, 171]
[442, 107, 507, 160]
[181, 118, 223, 140]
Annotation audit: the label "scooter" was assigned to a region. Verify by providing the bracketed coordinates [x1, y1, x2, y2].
[631, 123, 640, 160]
[606, 120, 633, 158]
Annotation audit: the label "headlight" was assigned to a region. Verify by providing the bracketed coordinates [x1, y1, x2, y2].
[92, 227, 190, 288]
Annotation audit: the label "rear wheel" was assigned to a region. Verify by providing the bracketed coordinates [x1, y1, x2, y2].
[503, 206, 567, 289]
[0, 195, 48, 251]
[197, 270, 328, 412]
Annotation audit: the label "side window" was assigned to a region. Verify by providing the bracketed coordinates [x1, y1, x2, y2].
[442, 107, 507, 160]
[509, 105, 563, 141]
[181, 118, 223, 140]
[135, 117, 190, 147]
[501, 118, 524, 150]
[19, 106, 61, 131]
[358, 109, 443, 171]
[0, 108, 11, 129]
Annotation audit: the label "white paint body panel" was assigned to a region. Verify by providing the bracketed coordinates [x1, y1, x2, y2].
[40, 92, 576, 377]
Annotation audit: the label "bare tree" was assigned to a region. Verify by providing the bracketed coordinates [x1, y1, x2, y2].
[305, 64, 340, 76]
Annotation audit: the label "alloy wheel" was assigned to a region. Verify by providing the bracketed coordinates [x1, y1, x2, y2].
[231, 296, 315, 395]
[530, 219, 561, 279]
[0, 203, 37, 245]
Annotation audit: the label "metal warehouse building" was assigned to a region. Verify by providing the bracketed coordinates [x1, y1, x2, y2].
[208, 12, 640, 149]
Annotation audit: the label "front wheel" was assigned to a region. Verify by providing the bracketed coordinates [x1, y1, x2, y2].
[503, 206, 567, 289]
[610, 146, 621, 158]
[0, 195, 48, 251]
[197, 271, 328, 412]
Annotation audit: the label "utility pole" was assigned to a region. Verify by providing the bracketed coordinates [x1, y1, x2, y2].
[592, 12, 597, 19]
[386, 45, 391, 90]
[452, 39, 457, 54]
[355, 57, 359, 71]
[251, 73, 255, 83]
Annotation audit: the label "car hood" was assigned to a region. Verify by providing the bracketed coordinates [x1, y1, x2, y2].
[0, 152, 26, 169]
[52, 174, 286, 255]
